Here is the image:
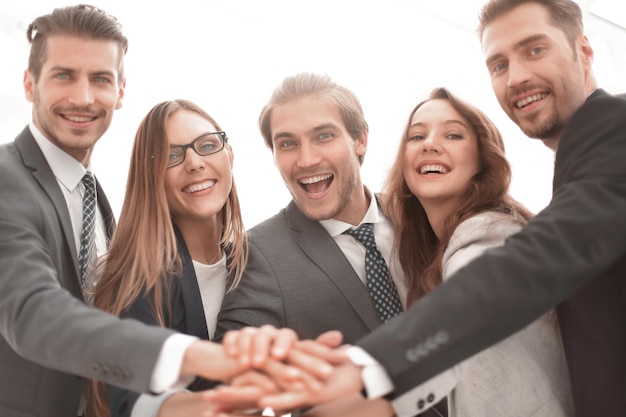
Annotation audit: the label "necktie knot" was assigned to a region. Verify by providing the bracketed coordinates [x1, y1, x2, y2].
[343, 223, 377, 250]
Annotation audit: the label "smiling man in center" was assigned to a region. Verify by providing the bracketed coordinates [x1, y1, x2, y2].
[216, 72, 407, 343]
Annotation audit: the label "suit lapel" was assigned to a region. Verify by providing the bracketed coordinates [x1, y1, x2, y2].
[175, 227, 210, 340]
[95, 178, 116, 240]
[285, 201, 382, 331]
[15, 129, 82, 292]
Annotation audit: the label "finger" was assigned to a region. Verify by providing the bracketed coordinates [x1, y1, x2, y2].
[262, 359, 322, 393]
[223, 330, 242, 357]
[236, 327, 260, 367]
[203, 385, 265, 411]
[259, 390, 311, 412]
[230, 370, 280, 394]
[269, 328, 299, 360]
[284, 348, 334, 380]
[250, 331, 273, 368]
[314, 330, 343, 348]
[295, 340, 350, 365]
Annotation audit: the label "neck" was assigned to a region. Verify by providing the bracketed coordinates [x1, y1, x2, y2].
[421, 199, 456, 240]
[174, 217, 223, 264]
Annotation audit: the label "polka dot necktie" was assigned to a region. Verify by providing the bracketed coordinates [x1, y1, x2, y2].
[78, 172, 96, 292]
[344, 223, 403, 322]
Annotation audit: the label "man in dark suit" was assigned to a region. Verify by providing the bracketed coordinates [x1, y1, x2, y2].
[240, 1, 625, 417]
[216, 73, 450, 416]
[0, 6, 249, 417]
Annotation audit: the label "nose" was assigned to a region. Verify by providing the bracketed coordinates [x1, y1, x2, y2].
[183, 148, 206, 171]
[506, 59, 531, 89]
[421, 134, 441, 153]
[296, 141, 322, 168]
[67, 77, 95, 106]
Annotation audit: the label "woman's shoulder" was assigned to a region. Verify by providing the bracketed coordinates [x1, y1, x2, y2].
[443, 211, 523, 279]
[453, 211, 522, 240]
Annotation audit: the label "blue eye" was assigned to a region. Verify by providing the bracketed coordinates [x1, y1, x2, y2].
[492, 62, 507, 74]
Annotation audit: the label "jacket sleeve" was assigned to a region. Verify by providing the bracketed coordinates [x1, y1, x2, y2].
[214, 239, 287, 341]
[357, 91, 626, 397]
[0, 149, 173, 394]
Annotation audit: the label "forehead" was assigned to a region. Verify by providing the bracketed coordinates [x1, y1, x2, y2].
[411, 99, 468, 126]
[481, 3, 561, 58]
[166, 110, 216, 145]
[270, 95, 345, 135]
[42, 35, 121, 74]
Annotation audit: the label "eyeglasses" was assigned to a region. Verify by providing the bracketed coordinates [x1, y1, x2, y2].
[167, 131, 228, 168]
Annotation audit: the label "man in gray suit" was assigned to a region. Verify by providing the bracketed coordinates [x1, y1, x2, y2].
[216, 72, 405, 343]
[215, 73, 448, 417]
[0, 5, 250, 417]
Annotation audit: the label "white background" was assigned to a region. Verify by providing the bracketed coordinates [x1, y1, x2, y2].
[1, 0, 624, 228]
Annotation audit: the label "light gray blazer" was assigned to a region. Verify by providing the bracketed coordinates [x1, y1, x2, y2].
[216, 200, 384, 344]
[0, 127, 174, 417]
[442, 212, 573, 417]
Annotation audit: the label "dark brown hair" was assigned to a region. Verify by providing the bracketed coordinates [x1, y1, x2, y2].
[477, 0, 583, 51]
[383, 87, 532, 305]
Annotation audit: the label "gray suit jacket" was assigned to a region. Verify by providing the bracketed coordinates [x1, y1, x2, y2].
[0, 127, 174, 417]
[216, 200, 383, 344]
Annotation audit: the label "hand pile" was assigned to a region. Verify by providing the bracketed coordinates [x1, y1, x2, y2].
[198, 326, 364, 417]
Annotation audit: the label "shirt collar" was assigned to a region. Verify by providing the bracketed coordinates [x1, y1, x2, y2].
[319, 187, 380, 237]
[29, 123, 91, 192]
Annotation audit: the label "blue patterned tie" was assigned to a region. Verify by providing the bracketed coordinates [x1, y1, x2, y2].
[344, 223, 403, 322]
[78, 172, 96, 290]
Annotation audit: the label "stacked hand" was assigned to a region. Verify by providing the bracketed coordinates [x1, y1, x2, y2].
[199, 326, 365, 416]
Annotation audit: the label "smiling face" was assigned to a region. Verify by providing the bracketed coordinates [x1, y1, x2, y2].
[270, 95, 368, 224]
[482, 2, 594, 148]
[24, 35, 125, 166]
[164, 110, 233, 228]
[403, 99, 480, 216]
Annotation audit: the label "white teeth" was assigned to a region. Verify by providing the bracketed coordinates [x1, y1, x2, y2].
[419, 164, 448, 174]
[64, 115, 95, 122]
[516, 93, 547, 109]
[299, 174, 332, 184]
[183, 180, 216, 193]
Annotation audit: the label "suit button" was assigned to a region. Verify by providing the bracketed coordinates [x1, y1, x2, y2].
[427, 393, 435, 403]
[101, 366, 112, 377]
[417, 399, 425, 409]
[90, 363, 101, 375]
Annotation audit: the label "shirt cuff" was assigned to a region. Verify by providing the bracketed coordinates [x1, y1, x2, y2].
[150, 333, 198, 393]
[346, 346, 394, 399]
[131, 389, 188, 417]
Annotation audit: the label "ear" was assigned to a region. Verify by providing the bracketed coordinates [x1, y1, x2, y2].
[579, 34, 594, 70]
[23, 70, 35, 103]
[115, 77, 126, 110]
[355, 131, 368, 157]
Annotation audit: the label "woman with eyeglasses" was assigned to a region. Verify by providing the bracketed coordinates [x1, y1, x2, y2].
[89, 99, 248, 417]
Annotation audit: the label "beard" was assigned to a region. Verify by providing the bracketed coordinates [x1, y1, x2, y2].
[517, 106, 566, 140]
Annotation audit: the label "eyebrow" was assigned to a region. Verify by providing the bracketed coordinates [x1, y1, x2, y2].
[273, 123, 341, 142]
[310, 123, 340, 134]
[410, 120, 468, 129]
[47, 65, 116, 78]
[485, 33, 548, 67]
